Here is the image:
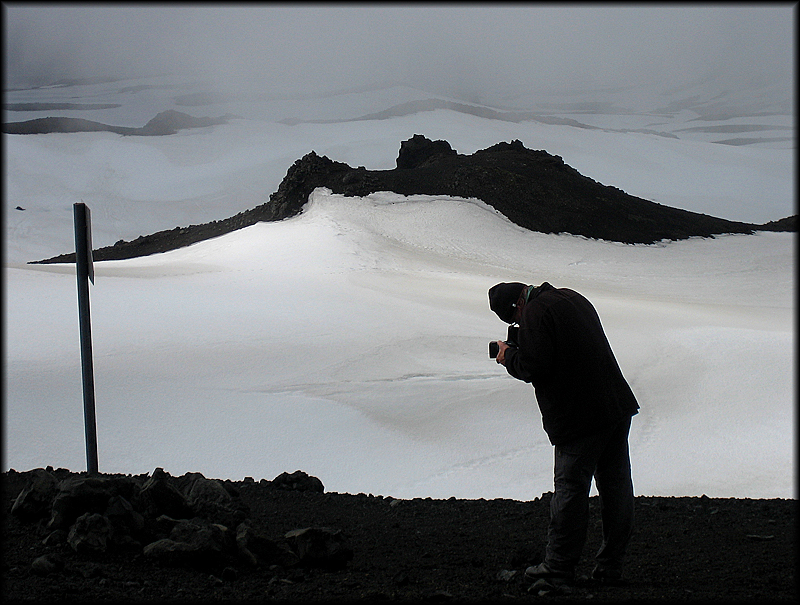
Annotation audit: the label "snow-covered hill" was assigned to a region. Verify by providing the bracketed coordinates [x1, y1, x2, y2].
[3, 75, 795, 499]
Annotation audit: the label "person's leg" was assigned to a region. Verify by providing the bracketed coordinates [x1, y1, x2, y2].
[544, 433, 603, 575]
[593, 415, 635, 575]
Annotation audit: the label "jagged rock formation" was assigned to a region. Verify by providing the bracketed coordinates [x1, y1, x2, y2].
[32, 135, 795, 264]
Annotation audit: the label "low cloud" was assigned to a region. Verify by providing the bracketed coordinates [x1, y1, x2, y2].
[3, 4, 794, 105]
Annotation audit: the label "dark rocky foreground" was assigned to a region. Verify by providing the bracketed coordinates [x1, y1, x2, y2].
[2, 467, 795, 603]
[31, 135, 795, 266]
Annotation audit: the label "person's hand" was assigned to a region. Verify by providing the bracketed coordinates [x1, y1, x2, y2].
[495, 340, 510, 365]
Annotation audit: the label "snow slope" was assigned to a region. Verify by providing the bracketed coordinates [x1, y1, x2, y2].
[3, 77, 795, 499]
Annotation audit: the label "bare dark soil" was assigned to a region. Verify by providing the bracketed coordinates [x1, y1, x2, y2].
[3, 468, 795, 603]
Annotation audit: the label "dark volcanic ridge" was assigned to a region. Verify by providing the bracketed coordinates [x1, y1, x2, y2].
[2, 109, 235, 136]
[31, 135, 796, 265]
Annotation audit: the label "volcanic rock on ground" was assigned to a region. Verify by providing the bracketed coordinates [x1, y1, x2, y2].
[2, 467, 795, 602]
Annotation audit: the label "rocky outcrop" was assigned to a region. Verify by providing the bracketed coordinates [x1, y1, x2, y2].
[31, 135, 796, 265]
[396, 134, 457, 169]
[272, 470, 325, 493]
[8, 467, 350, 576]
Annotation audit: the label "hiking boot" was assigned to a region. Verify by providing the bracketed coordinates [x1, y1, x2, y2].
[525, 562, 574, 585]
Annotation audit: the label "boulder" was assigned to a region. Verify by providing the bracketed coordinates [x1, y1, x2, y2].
[142, 538, 198, 566]
[179, 473, 225, 503]
[236, 522, 299, 568]
[143, 517, 234, 571]
[271, 470, 324, 493]
[174, 473, 250, 527]
[170, 517, 231, 551]
[187, 476, 233, 514]
[104, 494, 145, 537]
[68, 512, 113, 554]
[11, 468, 58, 521]
[136, 468, 193, 519]
[47, 475, 139, 530]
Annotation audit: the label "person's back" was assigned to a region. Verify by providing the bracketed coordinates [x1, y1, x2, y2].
[503, 283, 638, 444]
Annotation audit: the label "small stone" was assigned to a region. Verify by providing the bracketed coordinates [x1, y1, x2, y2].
[76, 562, 104, 579]
[528, 578, 554, 594]
[287, 568, 305, 583]
[496, 569, 517, 581]
[31, 554, 63, 576]
[42, 529, 67, 547]
[284, 527, 352, 570]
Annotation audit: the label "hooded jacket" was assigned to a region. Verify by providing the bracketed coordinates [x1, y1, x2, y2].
[503, 282, 639, 445]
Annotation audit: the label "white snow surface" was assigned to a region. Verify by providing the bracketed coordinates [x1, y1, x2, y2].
[3, 77, 796, 500]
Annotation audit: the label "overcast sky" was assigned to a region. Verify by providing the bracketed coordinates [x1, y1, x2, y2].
[3, 4, 795, 102]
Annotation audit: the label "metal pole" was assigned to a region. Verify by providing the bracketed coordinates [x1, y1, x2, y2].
[74, 203, 98, 474]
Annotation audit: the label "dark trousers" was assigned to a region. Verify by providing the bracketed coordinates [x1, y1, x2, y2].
[545, 415, 634, 573]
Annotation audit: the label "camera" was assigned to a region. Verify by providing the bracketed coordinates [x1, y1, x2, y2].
[489, 325, 519, 358]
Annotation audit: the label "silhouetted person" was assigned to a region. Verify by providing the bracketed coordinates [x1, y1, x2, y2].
[489, 281, 638, 585]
